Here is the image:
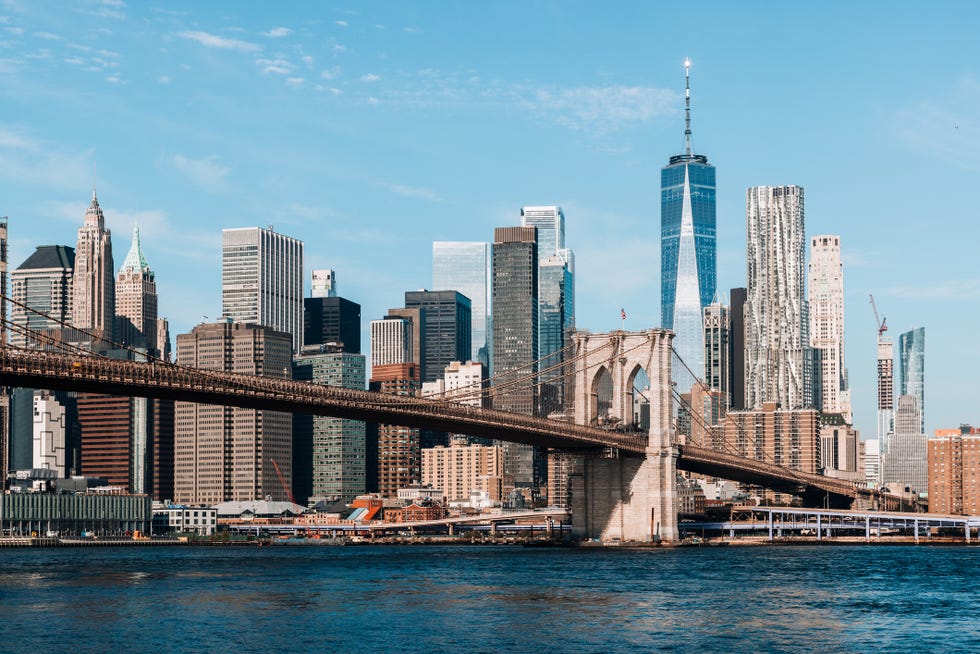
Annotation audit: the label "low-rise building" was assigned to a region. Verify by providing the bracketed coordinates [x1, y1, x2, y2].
[1, 489, 151, 537]
[152, 503, 217, 535]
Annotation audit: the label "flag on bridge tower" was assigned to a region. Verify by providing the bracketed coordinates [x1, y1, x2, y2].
[620, 308, 627, 321]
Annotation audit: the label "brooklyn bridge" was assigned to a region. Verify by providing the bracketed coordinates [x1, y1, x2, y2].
[0, 295, 889, 542]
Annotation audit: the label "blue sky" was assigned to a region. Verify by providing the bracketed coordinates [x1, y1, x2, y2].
[1, 1, 978, 440]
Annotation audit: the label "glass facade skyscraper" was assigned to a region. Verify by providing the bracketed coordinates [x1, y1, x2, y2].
[432, 242, 490, 366]
[661, 63, 716, 393]
[899, 327, 925, 434]
[404, 290, 472, 385]
[521, 205, 575, 417]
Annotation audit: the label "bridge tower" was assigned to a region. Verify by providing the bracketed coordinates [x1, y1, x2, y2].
[568, 329, 679, 543]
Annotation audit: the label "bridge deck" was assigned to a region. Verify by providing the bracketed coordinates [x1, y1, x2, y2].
[0, 348, 864, 503]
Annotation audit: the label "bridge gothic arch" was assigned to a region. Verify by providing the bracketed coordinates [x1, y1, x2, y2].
[571, 329, 673, 449]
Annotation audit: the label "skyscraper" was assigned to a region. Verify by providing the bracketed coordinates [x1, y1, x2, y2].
[432, 241, 490, 365]
[491, 226, 538, 417]
[491, 226, 538, 487]
[703, 301, 729, 408]
[808, 235, 849, 420]
[311, 269, 337, 298]
[115, 223, 159, 353]
[661, 60, 716, 393]
[370, 316, 413, 368]
[293, 345, 367, 503]
[174, 321, 293, 504]
[745, 185, 811, 410]
[404, 290, 471, 385]
[10, 245, 74, 348]
[305, 296, 361, 353]
[73, 191, 115, 342]
[728, 287, 747, 410]
[899, 327, 925, 434]
[221, 227, 304, 352]
[877, 337, 895, 454]
[881, 394, 926, 495]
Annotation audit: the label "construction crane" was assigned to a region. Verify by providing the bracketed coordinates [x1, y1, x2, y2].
[869, 294, 887, 337]
[270, 458, 296, 506]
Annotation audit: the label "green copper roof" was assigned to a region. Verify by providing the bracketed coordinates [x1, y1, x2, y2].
[120, 222, 150, 273]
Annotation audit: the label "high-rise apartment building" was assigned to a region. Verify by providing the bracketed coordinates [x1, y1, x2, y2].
[745, 185, 811, 410]
[863, 438, 880, 487]
[174, 321, 293, 504]
[808, 235, 849, 420]
[115, 223, 159, 353]
[432, 242, 491, 366]
[422, 440, 503, 503]
[221, 227, 304, 352]
[724, 403, 821, 474]
[491, 226, 538, 487]
[73, 192, 115, 342]
[293, 345, 366, 503]
[899, 327, 925, 435]
[881, 394, 927, 495]
[819, 414, 859, 475]
[703, 301, 729, 408]
[369, 362, 420, 498]
[661, 61, 716, 394]
[10, 245, 74, 348]
[929, 425, 980, 515]
[305, 296, 361, 353]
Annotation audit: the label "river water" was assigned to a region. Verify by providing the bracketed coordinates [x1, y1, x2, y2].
[1, 544, 977, 652]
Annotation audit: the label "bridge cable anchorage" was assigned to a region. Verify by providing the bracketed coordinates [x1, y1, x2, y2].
[668, 343, 858, 493]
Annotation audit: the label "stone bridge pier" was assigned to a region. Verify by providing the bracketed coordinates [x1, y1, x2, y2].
[568, 329, 679, 543]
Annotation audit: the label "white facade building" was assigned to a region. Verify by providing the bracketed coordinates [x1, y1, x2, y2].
[152, 504, 217, 536]
[880, 395, 927, 495]
[221, 227, 304, 352]
[33, 392, 67, 476]
[311, 269, 336, 298]
[745, 185, 811, 410]
[370, 317, 413, 368]
[808, 235, 850, 420]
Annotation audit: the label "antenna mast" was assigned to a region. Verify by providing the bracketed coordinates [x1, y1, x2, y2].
[684, 58, 693, 155]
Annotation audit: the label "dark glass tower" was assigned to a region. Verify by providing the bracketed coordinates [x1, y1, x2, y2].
[304, 296, 361, 354]
[404, 290, 472, 384]
[661, 60, 716, 392]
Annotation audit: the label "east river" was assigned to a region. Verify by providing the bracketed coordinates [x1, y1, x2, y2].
[1, 544, 978, 652]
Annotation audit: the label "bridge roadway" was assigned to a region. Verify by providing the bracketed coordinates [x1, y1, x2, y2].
[0, 348, 864, 504]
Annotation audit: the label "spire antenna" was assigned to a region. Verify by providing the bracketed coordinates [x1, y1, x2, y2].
[93, 160, 97, 200]
[684, 58, 693, 155]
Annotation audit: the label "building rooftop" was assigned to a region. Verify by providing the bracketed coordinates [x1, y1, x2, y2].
[16, 245, 75, 271]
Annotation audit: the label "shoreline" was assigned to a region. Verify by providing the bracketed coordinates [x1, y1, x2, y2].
[1, 535, 977, 548]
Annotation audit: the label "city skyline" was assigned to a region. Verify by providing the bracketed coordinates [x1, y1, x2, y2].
[2, 2, 979, 440]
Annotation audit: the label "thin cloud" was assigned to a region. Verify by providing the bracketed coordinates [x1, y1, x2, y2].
[335, 20, 348, 27]
[321, 66, 341, 80]
[286, 77, 304, 87]
[256, 56, 292, 75]
[177, 30, 260, 53]
[170, 154, 230, 192]
[0, 126, 92, 193]
[378, 182, 441, 202]
[530, 85, 677, 133]
[360, 73, 380, 82]
[263, 26, 291, 38]
[886, 279, 980, 300]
